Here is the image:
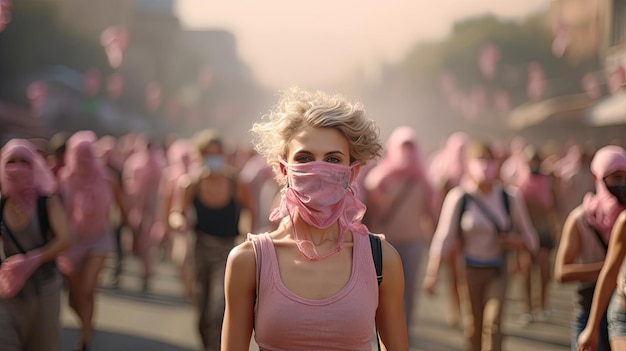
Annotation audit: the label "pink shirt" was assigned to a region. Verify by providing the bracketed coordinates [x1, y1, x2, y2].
[249, 232, 378, 351]
[429, 184, 539, 262]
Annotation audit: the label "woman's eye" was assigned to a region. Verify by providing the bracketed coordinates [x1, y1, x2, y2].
[326, 157, 341, 163]
[294, 155, 313, 163]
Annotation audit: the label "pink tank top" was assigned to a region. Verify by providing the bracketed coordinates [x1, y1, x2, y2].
[248, 232, 378, 351]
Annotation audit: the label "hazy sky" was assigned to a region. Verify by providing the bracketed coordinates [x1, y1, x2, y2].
[175, 1, 549, 91]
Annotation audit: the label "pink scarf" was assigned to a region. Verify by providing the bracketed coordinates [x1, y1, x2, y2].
[59, 131, 112, 235]
[365, 126, 427, 190]
[1, 139, 56, 214]
[583, 145, 626, 242]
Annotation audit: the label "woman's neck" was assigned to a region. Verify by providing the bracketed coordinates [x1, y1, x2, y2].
[477, 182, 493, 194]
[289, 217, 340, 246]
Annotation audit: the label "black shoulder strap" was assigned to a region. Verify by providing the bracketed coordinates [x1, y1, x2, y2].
[502, 189, 510, 216]
[37, 196, 50, 242]
[368, 233, 383, 351]
[457, 192, 470, 242]
[463, 190, 513, 233]
[368, 233, 383, 286]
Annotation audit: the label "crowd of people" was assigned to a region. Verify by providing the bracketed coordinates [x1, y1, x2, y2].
[1, 87, 626, 351]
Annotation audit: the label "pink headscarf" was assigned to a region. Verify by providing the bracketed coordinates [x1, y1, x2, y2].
[517, 172, 554, 210]
[427, 132, 468, 190]
[166, 139, 194, 183]
[583, 145, 626, 241]
[59, 131, 112, 235]
[123, 138, 166, 196]
[0, 139, 56, 214]
[365, 126, 427, 190]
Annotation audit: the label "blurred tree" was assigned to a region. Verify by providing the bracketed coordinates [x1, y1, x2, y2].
[393, 13, 600, 142]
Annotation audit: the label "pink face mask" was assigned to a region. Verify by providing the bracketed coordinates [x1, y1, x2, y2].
[467, 159, 499, 184]
[269, 159, 359, 260]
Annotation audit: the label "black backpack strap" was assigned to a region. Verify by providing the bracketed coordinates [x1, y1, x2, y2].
[368, 232, 383, 351]
[368, 233, 383, 286]
[0, 196, 27, 254]
[37, 196, 50, 242]
[457, 192, 470, 243]
[502, 190, 510, 216]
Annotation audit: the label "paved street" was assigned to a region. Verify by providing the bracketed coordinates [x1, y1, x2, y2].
[61, 253, 575, 351]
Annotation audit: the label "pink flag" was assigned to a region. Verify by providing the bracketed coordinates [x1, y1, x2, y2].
[527, 61, 546, 101]
[100, 26, 129, 69]
[479, 43, 500, 80]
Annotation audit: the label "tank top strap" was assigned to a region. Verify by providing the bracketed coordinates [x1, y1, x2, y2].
[247, 233, 278, 301]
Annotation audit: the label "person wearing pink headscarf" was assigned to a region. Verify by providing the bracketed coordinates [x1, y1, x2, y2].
[578, 150, 626, 351]
[57, 130, 127, 351]
[0, 139, 70, 351]
[555, 145, 626, 351]
[514, 145, 559, 324]
[363, 126, 436, 328]
[424, 140, 538, 351]
[425, 131, 469, 327]
[122, 135, 166, 292]
[159, 137, 196, 298]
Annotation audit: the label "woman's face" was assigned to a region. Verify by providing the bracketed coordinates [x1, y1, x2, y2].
[286, 126, 350, 166]
[467, 148, 499, 185]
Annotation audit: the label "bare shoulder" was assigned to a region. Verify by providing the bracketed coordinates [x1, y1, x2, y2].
[379, 236, 402, 268]
[227, 238, 257, 272]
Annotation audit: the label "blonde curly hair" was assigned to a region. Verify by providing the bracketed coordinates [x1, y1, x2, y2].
[250, 87, 383, 183]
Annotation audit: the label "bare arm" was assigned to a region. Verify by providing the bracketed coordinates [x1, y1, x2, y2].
[578, 210, 626, 350]
[235, 179, 256, 235]
[40, 195, 70, 262]
[376, 239, 409, 351]
[554, 208, 604, 283]
[221, 241, 256, 351]
[168, 175, 194, 232]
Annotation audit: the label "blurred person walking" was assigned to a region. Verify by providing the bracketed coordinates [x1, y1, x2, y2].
[423, 140, 538, 351]
[426, 131, 469, 327]
[56, 131, 128, 351]
[122, 136, 166, 292]
[363, 126, 437, 329]
[0, 139, 70, 351]
[515, 145, 559, 323]
[555, 145, 626, 351]
[169, 129, 254, 351]
[159, 137, 196, 298]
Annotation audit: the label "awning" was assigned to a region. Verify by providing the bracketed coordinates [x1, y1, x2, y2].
[506, 93, 594, 130]
[585, 90, 626, 126]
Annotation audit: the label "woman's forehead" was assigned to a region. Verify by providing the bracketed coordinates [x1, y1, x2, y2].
[287, 127, 348, 154]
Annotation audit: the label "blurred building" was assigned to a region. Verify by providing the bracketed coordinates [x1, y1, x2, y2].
[10, 0, 262, 141]
[507, 0, 626, 144]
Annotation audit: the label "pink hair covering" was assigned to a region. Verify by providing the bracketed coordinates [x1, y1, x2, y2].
[59, 131, 112, 236]
[500, 136, 528, 186]
[427, 132, 468, 189]
[365, 126, 428, 190]
[123, 138, 166, 229]
[0, 139, 56, 215]
[517, 171, 554, 210]
[166, 139, 194, 183]
[583, 145, 626, 241]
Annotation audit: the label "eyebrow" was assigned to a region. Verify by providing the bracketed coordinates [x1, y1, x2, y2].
[293, 150, 346, 157]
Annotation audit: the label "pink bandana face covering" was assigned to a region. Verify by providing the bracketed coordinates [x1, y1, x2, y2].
[270, 159, 365, 261]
